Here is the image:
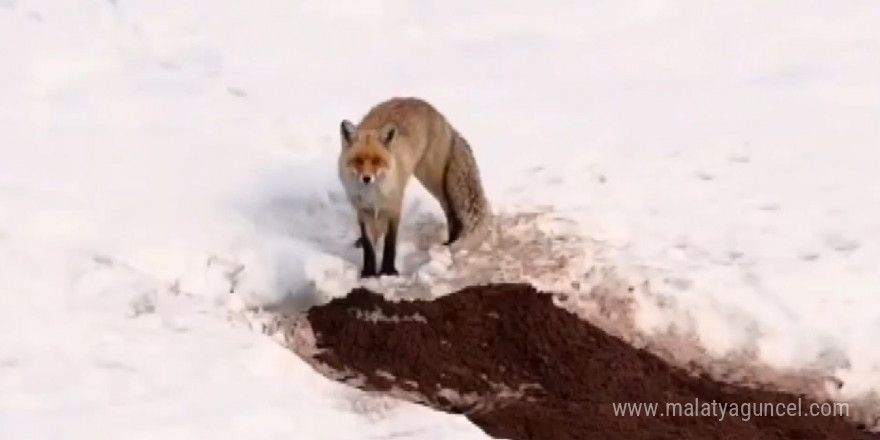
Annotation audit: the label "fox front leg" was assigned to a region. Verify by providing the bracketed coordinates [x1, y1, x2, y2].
[379, 216, 400, 277]
[358, 221, 378, 278]
[354, 208, 381, 248]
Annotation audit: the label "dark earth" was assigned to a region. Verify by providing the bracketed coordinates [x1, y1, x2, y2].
[299, 283, 878, 440]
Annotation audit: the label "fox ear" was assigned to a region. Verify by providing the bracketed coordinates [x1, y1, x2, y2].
[379, 122, 397, 146]
[340, 119, 357, 147]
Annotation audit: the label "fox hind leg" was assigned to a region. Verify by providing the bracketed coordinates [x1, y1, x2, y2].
[413, 157, 462, 246]
[353, 220, 380, 249]
[442, 211, 463, 246]
[441, 187, 463, 246]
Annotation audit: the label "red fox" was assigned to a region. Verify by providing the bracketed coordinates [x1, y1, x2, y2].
[338, 97, 492, 278]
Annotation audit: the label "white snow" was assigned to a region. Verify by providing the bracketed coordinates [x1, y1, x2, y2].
[2, 0, 880, 437]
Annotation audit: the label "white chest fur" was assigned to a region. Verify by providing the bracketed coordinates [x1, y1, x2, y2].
[343, 177, 395, 212]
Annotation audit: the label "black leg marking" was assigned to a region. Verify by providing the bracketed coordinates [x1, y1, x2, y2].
[359, 221, 377, 278]
[441, 177, 463, 245]
[443, 209, 463, 246]
[379, 218, 399, 276]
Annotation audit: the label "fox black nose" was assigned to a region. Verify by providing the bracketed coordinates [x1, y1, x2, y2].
[361, 175, 373, 184]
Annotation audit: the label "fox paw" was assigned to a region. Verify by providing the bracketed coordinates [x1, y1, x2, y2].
[379, 267, 399, 277]
[360, 267, 378, 278]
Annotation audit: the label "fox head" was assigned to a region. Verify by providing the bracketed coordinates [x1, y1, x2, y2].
[339, 119, 397, 186]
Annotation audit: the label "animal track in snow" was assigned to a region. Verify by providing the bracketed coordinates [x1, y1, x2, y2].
[824, 233, 860, 253]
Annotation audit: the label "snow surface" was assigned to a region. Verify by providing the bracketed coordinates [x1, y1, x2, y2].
[2, 0, 880, 437]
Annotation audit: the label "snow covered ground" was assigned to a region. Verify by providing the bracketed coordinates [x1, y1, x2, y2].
[2, 0, 880, 437]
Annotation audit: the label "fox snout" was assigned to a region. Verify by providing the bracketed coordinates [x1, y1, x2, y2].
[356, 170, 387, 186]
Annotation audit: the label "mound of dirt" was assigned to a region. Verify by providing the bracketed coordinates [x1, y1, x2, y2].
[290, 283, 877, 440]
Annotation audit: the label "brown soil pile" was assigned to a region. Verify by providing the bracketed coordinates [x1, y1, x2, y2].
[299, 283, 877, 440]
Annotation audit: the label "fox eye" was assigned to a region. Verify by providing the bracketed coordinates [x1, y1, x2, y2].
[351, 157, 363, 166]
[370, 158, 381, 166]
